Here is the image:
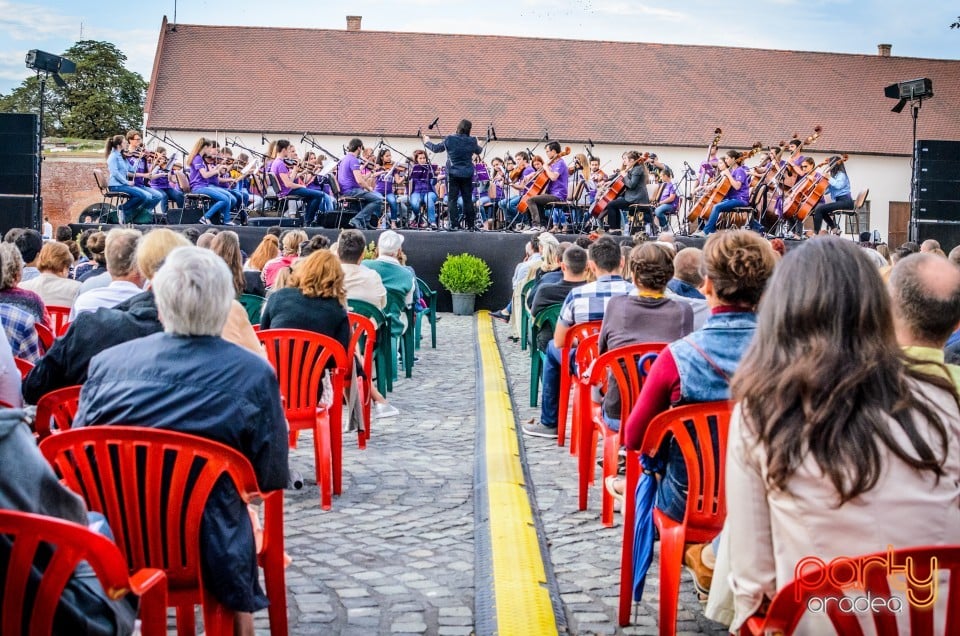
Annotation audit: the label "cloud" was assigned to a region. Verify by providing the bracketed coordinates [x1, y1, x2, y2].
[0, 1, 78, 40]
[590, 1, 685, 20]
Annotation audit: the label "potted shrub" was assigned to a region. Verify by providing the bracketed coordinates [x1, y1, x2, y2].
[438, 252, 492, 315]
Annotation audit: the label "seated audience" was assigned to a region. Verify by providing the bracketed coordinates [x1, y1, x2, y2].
[19, 241, 81, 307]
[337, 229, 386, 309]
[262, 230, 307, 289]
[70, 229, 143, 319]
[72, 230, 102, 281]
[491, 235, 542, 324]
[14, 229, 43, 283]
[208, 231, 267, 355]
[666, 247, 708, 329]
[362, 231, 415, 344]
[0, 243, 49, 328]
[709, 237, 960, 632]
[0, 309, 23, 407]
[529, 244, 588, 352]
[74, 246, 289, 635]
[243, 234, 279, 298]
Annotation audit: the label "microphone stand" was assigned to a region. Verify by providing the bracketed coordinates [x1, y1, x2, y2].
[676, 163, 697, 236]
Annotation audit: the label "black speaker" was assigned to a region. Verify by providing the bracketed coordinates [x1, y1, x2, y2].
[916, 220, 960, 252]
[916, 140, 960, 162]
[915, 180, 960, 202]
[915, 160, 960, 182]
[916, 200, 960, 221]
[0, 113, 40, 196]
[0, 113, 38, 135]
[0, 194, 38, 237]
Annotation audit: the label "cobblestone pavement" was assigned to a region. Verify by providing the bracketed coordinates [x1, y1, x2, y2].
[271, 313, 727, 635]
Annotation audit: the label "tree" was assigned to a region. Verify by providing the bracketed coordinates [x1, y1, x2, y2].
[0, 40, 147, 139]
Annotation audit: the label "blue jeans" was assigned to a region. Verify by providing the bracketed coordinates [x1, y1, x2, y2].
[156, 187, 184, 213]
[654, 203, 676, 229]
[108, 185, 162, 222]
[346, 188, 384, 227]
[539, 341, 564, 428]
[410, 191, 438, 223]
[289, 187, 328, 225]
[384, 193, 407, 221]
[703, 198, 746, 234]
[194, 185, 233, 222]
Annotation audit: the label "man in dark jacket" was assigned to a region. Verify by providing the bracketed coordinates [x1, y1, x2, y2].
[423, 119, 483, 231]
[73, 246, 288, 634]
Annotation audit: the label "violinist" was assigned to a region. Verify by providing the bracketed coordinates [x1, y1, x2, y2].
[693, 149, 760, 237]
[488, 157, 506, 229]
[472, 154, 493, 230]
[652, 168, 678, 234]
[779, 138, 808, 187]
[124, 130, 165, 217]
[500, 152, 536, 224]
[423, 118, 483, 231]
[375, 148, 406, 229]
[269, 139, 329, 227]
[302, 152, 336, 215]
[216, 146, 245, 216]
[519, 142, 568, 233]
[408, 149, 439, 229]
[588, 157, 608, 204]
[338, 138, 384, 230]
[187, 136, 235, 225]
[810, 157, 852, 235]
[601, 150, 648, 235]
[104, 134, 162, 224]
[147, 146, 184, 213]
[229, 152, 259, 220]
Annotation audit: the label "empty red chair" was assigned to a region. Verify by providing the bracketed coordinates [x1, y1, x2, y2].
[33, 384, 81, 440]
[14, 357, 33, 379]
[0, 509, 168, 636]
[348, 312, 376, 448]
[618, 400, 733, 632]
[577, 342, 666, 526]
[40, 426, 288, 636]
[741, 544, 960, 636]
[568, 333, 601, 458]
[46, 304, 72, 336]
[556, 320, 602, 447]
[34, 322, 54, 353]
[257, 328, 348, 510]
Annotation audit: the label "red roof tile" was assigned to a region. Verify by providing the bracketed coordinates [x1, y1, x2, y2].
[145, 19, 960, 157]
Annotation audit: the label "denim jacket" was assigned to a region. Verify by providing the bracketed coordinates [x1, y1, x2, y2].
[669, 311, 757, 404]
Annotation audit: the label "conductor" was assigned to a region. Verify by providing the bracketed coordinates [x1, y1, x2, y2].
[423, 119, 483, 231]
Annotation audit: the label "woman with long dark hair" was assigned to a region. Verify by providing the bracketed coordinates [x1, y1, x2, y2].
[715, 238, 960, 632]
[810, 156, 853, 235]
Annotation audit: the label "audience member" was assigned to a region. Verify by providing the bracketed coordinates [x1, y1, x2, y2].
[76, 231, 108, 285]
[209, 231, 267, 356]
[710, 237, 960, 632]
[74, 246, 289, 635]
[666, 247, 708, 329]
[70, 229, 143, 319]
[491, 234, 542, 323]
[19, 241, 81, 307]
[529, 245, 588, 352]
[0, 307, 23, 406]
[71, 229, 98, 280]
[262, 230, 307, 289]
[243, 234, 279, 297]
[337, 229, 386, 309]
[362, 231, 415, 345]
[523, 237, 633, 438]
[14, 229, 43, 283]
[299, 235, 330, 257]
[54, 226, 73, 243]
[920, 238, 941, 253]
[0, 243, 49, 327]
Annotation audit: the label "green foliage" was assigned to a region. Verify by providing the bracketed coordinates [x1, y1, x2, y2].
[0, 40, 147, 139]
[438, 253, 492, 295]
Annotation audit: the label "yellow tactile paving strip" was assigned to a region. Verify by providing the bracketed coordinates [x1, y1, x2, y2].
[476, 311, 558, 634]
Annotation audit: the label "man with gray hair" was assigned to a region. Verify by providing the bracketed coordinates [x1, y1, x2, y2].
[888, 252, 960, 388]
[74, 246, 288, 634]
[363, 229, 415, 333]
[70, 228, 144, 318]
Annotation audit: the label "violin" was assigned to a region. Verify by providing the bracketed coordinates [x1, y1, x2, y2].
[517, 146, 571, 214]
[589, 153, 650, 218]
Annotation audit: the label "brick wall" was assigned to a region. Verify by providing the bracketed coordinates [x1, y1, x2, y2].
[40, 157, 104, 228]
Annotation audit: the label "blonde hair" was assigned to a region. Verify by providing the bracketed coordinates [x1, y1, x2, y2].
[37, 241, 74, 274]
[289, 249, 346, 304]
[281, 230, 308, 256]
[136, 228, 191, 280]
[247, 234, 280, 271]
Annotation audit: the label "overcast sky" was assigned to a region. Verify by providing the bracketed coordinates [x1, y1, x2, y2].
[1, 0, 957, 94]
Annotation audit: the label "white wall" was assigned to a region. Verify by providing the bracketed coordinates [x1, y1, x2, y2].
[152, 130, 911, 240]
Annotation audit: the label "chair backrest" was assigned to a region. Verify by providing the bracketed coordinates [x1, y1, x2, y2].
[585, 342, 667, 421]
[92, 169, 109, 195]
[173, 170, 193, 194]
[520, 278, 538, 310]
[416, 277, 436, 302]
[35, 323, 54, 353]
[267, 172, 283, 196]
[532, 303, 563, 350]
[574, 333, 601, 376]
[14, 357, 33, 380]
[754, 544, 960, 636]
[327, 173, 343, 198]
[347, 312, 376, 381]
[256, 328, 349, 423]
[238, 293, 266, 326]
[347, 299, 387, 329]
[565, 320, 603, 352]
[34, 384, 82, 441]
[39, 426, 263, 591]
[0, 509, 161, 636]
[46, 305, 72, 336]
[854, 188, 869, 210]
[639, 401, 733, 530]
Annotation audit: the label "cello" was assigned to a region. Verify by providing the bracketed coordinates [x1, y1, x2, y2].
[688, 143, 762, 223]
[589, 152, 650, 218]
[792, 155, 848, 222]
[518, 146, 571, 214]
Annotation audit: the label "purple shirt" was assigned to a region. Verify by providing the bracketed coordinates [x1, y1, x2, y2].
[129, 156, 149, 187]
[520, 166, 535, 194]
[658, 182, 677, 207]
[547, 157, 568, 199]
[149, 170, 170, 189]
[270, 159, 293, 197]
[375, 171, 393, 196]
[472, 163, 490, 198]
[409, 163, 435, 195]
[724, 166, 750, 202]
[338, 154, 361, 192]
[189, 154, 213, 190]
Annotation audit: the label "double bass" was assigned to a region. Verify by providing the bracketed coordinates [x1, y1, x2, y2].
[517, 146, 571, 214]
[688, 143, 762, 223]
[589, 152, 650, 218]
[785, 155, 849, 222]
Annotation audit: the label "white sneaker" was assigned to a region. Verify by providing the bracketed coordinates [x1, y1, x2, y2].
[373, 402, 399, 419]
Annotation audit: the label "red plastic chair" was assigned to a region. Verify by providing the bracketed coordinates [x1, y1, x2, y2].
[568, 333, 601, 458]
[40, 426, 288, 636]
[33, 384, 81, 441]
[556, 320, 602, 448]
[35, 322, 54, 353]
[0, 510, 168, 636]
[348, 312, 376, 448]
[618, 400, 733, 631]
[46, 304, 72, 336]
[577, 342, 666, 526]
[257, 328, 348, 510]
[14, 357, 33, 379]
[740, 544, 960, 636]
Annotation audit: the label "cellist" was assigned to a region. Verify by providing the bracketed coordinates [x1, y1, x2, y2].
[522, 141, 569, 233]
[694, 150, 760, 237]
[601, 150, 648, 235]
[810, 157, 852, 235]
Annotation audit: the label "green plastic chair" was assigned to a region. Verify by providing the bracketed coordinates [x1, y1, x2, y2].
[519, 278, 538, 352]
[529, 303, 562, 407]
[386, 289, 416, 380]
[347, 299, 392, 395]
[414, 277, 438, 350]
[239, 293, 266, 326]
